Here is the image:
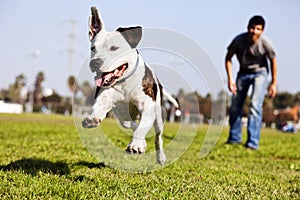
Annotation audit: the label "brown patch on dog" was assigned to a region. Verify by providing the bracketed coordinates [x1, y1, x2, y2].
[158, 80, 163, 105]
[142, 65, 159, 102]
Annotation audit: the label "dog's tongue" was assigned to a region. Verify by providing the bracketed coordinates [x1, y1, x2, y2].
[94, 64, 127, 87]
[95, 72, 114, 87]
[95, 77, 103, 87]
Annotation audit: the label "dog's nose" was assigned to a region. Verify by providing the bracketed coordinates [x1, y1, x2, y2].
[89, 58, 104, 72]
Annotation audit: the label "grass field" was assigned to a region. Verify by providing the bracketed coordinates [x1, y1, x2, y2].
[0, 113, 299, 199]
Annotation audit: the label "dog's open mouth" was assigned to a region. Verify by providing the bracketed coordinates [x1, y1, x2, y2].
[94, 63, 128, 87]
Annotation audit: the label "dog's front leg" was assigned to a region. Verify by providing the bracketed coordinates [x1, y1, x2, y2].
[82, 88, 115, 128]
[126, 100, 155, 154]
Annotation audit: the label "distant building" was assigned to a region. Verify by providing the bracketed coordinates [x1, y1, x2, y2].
[0, 100, 23, 114]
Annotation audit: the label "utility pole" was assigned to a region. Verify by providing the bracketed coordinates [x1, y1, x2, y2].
[27, 49, 40, 113]
[67, 18, 76, 76]
[168, 56, 184, 123]
[64, 18, 78, 112]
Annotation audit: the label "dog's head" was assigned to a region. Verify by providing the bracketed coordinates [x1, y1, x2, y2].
[88, 6, 142, 88]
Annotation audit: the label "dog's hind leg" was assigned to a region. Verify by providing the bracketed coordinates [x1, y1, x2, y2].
[112, 102, 139, 131]
[116, 116, 138, 131]
[119, 120, 138, 131]
[154, 106, 166, 165]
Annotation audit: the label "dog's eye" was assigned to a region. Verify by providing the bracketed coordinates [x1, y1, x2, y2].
[110, 46, 119, 51]
[91, 46, 96, 52]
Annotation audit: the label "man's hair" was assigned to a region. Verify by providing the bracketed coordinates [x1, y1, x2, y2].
[247, 15, 265, 29]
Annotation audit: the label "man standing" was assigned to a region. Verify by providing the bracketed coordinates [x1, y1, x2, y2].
[225, 15, 277, 150]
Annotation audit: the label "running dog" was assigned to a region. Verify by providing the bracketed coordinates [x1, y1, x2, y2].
[82, 6, 180, 165]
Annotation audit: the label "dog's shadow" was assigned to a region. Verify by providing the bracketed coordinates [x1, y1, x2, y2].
[0, 158, 108, 177]
[0, 158, 70, 176]
[75, 161, 106, 169]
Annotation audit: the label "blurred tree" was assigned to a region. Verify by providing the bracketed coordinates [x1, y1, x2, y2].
[262, 96, 275, 126]
[15, 74, 26, 87]
[213, 90, 227, 123]
[33, 71, 45, 108]
[198, 93, 211, 120]
[177, 88, 185, 98]
[3, 74, 27, 103]
[81, 81, 94, 105]
[67, 76, 77, 93]
[81, 81, 93, 97]
[293, 92, 300, 105]
[42, 90, 62, 103]
[273, 91, 294, 109]
[17, 74, 28, 104]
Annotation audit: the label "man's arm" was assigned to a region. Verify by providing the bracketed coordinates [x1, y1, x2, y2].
[268, 58, 277, 98]
[225, 51, 237, 94]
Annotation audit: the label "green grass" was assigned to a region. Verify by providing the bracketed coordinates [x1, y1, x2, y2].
[0, 113, 299, 199]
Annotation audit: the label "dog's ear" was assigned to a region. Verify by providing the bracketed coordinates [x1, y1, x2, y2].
[89, 6, 104, 41]
[116, 26, 142, 48]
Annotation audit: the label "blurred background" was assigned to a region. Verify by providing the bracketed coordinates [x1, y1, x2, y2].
[1, 0, 299, 130]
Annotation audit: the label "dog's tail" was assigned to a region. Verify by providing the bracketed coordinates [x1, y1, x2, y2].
[162, 88, 181, 116]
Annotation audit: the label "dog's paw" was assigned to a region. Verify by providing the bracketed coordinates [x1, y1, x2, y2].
[82, 117, 100, 128]
[125, 138, 146, 154]
[156, 150, 166, 165]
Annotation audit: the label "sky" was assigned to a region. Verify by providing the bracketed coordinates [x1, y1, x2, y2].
[1, 0, 300, 97]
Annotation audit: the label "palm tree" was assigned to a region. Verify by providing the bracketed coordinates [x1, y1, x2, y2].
[34, 71, 45, 104]
[67, 76, 77, 93]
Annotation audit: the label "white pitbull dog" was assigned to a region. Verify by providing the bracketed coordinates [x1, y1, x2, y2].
[82, 7, 180, 165]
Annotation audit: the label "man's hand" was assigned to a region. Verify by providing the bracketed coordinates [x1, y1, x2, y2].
[228, 80, 237, 95]
[268, 83, 277, 98]
[225, 51, 237, 95]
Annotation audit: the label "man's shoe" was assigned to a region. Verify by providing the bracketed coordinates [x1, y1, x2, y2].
[225, 141, 242, 145]
[244, 144, 257, 150]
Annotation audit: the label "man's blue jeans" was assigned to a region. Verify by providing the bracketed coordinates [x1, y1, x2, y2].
[227, 70, 269, 149]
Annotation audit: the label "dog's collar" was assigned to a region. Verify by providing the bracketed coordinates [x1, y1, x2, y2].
[117, 50, 139, 84]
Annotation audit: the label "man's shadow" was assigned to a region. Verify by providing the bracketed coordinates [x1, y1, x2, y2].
[0, 158, 70, 176]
